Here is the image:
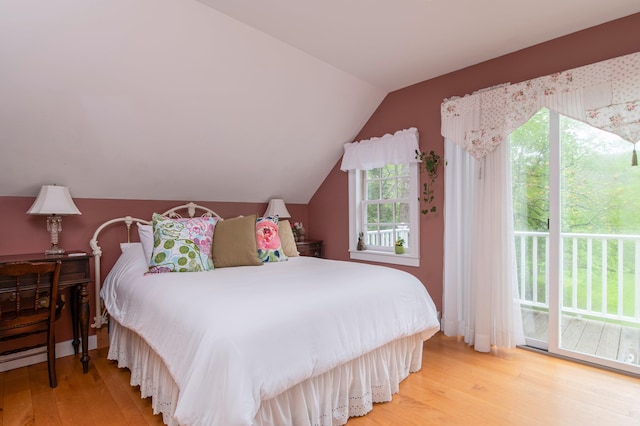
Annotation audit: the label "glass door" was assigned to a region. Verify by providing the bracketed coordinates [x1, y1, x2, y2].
[512, 108, 640, 375]
[512, 108, 551, 351]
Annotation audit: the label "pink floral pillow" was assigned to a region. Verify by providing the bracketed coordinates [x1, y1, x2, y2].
[256, 216, 288, 262]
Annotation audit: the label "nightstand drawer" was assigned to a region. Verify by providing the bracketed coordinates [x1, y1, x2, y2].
[296, 240, 323, 258]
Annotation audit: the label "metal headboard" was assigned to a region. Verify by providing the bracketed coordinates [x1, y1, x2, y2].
[89, 202, 222, 329]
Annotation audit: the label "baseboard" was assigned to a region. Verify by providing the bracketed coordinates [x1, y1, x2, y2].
[0, 335, 98, 372]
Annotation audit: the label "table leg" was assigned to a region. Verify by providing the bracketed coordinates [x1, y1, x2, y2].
[79, 281, 91, 373]
[69, 286, 80, 355]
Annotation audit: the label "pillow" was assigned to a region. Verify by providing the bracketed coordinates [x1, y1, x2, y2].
[137, 222, 153, 266]
[148, 213, 218, 273]
[278, 220, 299, 257]
[211, 214, 263, 268]
[120, 242, 143, 253]
[255, 216, 287, 262]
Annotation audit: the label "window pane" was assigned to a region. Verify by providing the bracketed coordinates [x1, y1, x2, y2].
[397, 177, 410, 198]
[378, 225, 394, 247]
[560, 116, 640, 234]
[381, 178, 397, 199]
[511, 108, 550, 232]
[381, 165, 395, 178]
[395, 202, 410, 223]
[366, 224, 379, 245]
[366, 168, 381, 179]
[379, 202, 394, 224]
[396, 163, 409, 176]
[366, 203, 379, 223]
[367, 180, 380, 200]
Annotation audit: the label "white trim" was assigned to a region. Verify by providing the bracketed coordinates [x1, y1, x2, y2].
[0, 335, 98, 372]
[349, 249, 420, 267]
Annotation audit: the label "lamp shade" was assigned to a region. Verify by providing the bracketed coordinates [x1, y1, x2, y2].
[264, 198, 291, 219]
[27, 185, 81, 216]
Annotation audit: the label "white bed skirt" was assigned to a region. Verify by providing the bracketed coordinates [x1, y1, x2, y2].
[108, 320, 425, 426]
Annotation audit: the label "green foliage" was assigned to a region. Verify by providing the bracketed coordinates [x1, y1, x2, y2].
[513, 108, 640, 319]
[415, 149, 441, 215]
[511, 109, 550, 231]
[512, 108, 640, 235]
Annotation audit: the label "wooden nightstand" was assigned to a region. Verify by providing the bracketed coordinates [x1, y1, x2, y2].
[296, 240, 323, 258]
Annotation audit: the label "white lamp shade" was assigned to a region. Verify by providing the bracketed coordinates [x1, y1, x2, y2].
[27, 185, 82, 216]
[264, 198, 291, 219]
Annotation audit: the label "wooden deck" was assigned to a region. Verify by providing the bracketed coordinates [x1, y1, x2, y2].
[522, 308, 640, 366]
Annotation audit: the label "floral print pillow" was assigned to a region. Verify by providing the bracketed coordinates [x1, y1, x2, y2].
[256, 216, 288, 262]
[148, 213, 218, 273]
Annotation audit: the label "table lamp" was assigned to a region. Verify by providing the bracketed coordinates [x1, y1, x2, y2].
[264, 198, 291, 219]
[27, 185, 82, 255]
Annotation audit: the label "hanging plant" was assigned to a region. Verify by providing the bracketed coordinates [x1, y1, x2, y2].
[415, 149, 441, 215]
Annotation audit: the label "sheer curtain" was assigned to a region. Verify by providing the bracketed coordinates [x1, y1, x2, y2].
[443, 138, 524, 351]
[441, 51, 640, 352]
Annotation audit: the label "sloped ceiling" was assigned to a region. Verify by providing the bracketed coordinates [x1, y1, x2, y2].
[199, 0, 640, 92]
[1, 1, 639, 204]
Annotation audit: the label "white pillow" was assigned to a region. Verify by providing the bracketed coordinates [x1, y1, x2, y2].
[120, 242, 142, 253]
[137, 222, 153, 266]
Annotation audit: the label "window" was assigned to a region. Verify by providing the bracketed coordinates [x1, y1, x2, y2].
[348, 162, 420, 267]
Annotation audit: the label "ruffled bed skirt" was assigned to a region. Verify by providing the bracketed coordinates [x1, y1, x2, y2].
[108, 320, 425, 426]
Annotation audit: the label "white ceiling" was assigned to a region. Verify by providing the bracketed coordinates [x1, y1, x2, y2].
[198, 0, 640, 92]
[1, 0, 639, 204]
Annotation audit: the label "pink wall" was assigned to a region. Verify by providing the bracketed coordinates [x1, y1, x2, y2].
[309, 13, 640, 311]
[0, 197, 308, 340]
[2, 13, 639, 340]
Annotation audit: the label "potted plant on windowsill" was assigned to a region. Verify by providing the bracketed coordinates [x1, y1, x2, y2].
[394, 238, 405, 254]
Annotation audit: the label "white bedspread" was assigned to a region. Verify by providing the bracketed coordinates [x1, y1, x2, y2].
[102, 244, 440, 426]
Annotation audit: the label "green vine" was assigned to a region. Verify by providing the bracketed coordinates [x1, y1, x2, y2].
[415, 149, 441, 215]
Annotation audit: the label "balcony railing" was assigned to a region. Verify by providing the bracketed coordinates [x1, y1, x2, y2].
[515, 231, 640, 326]
[365, 228, 410, 248]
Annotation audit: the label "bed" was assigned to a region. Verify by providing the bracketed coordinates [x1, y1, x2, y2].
[91, 203, 440, 426]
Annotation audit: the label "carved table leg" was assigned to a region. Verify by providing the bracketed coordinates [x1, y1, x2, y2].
[79, 281, 91, 373]
[69, 286, 80, 355]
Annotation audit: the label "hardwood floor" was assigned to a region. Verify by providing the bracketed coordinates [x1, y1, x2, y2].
[1, 332, 639, 425]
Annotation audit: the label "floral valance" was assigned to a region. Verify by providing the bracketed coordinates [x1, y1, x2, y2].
[340, 127, 419, 171]
[441, 52, 640, 160]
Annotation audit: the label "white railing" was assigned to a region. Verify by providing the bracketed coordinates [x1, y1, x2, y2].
[515, 231, 640, 325]
[365, 228, 410, 247]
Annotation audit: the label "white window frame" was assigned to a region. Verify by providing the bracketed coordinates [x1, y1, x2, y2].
[348, 163, 420, 267]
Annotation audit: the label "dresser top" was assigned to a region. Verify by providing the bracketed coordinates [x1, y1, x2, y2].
[0, 251, 90, 264]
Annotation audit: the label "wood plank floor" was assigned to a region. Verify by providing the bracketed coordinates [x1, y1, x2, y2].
[522, 308, 640, 365]
[1, 332, 639, 425]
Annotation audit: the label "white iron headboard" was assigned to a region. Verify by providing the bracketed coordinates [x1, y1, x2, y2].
[89, 202, 222, 328]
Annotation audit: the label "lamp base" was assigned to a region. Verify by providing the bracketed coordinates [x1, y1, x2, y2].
[45, 245, 65, 256]
[45, 215, 65, 256]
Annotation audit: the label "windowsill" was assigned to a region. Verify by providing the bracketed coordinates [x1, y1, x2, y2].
[349, 249, 420, 267]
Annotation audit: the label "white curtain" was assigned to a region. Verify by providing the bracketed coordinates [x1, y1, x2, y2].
[441, 52, 640, 352]
[340, 127, 420, 171]
[442, 138, 476, 341]
[443, 138, 524, 351]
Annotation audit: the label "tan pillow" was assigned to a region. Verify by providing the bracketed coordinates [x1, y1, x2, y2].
[212, 214, 263, 268]
[278, 220, 299, 257]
